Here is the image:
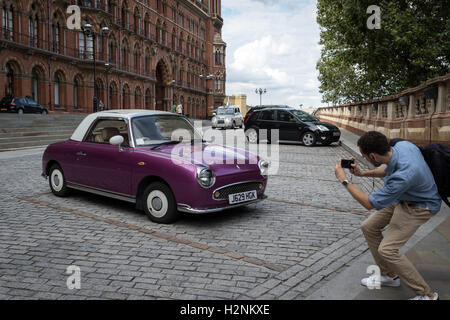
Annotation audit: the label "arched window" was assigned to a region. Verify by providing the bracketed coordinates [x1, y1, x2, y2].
[5, 63, 14, 96]
[31, 68, 39, 102]
[54, 72, 62, 106]
[145, 88, 151, 109]
[73, 77, 80, 109]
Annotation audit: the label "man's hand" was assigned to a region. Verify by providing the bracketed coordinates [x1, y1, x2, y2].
[335, 159, 348, 183]
[349, 157, 363, 176]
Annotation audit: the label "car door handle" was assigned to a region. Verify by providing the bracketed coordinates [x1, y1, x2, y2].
[76, 151, 87, 156]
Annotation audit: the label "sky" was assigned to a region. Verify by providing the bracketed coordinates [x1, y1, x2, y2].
[221, 0, 323, 108]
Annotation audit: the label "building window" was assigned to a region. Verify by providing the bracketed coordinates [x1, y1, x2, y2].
[5, 63, 14, 96]
[2, 5, 14, 40]
[32, 69, 39, 102]
[52, 23, 60, 53]
[74, 78, 79, 109]
[29, 15, 38, 47]
[54, 74, 61, 106]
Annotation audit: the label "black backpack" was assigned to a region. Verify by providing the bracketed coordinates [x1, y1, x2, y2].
[389, 138, 450, 208]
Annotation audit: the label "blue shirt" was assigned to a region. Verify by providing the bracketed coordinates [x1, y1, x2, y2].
[369, 141, 442, 213]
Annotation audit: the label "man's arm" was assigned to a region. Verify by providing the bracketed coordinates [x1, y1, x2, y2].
[336, 159, 374, 211]
[349, 157, 387, 178]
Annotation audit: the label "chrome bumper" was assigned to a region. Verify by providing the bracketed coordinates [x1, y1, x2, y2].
[177, 195, 267, 214]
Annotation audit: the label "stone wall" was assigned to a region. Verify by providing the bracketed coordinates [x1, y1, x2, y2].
[315, 74, 450, 146]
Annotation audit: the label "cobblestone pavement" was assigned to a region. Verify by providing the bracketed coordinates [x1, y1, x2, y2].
[0, 130, 382, 300]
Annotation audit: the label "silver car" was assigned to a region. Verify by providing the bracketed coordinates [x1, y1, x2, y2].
[212, 106, 244, 129]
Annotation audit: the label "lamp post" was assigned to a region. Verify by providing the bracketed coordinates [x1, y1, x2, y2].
[82, 23, 110, 113]
[105, 62, 112, 110]
[255, 88, 267, 107]
[200, 73, 213, 119]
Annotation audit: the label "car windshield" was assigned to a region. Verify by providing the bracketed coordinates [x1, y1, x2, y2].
[131, 115, 203, 146]
[217, 108, 234, 115]
[290, 110, 319, 122]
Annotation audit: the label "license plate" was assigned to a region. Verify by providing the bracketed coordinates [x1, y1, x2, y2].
[229, 190, 257, 204]
[333, 131, 340, 136]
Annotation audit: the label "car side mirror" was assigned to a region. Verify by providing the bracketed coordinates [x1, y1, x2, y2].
[109, 135, 124, 151]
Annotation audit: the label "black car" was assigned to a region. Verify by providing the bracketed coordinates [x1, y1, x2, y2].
[0, 97, 48, 114]
[244, 106, 341, 146]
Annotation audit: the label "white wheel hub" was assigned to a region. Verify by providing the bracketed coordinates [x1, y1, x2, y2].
[51, 169, 64, 192]
[303, 133, 314, 145]
[247, 130, 258, 143]
[147, 190, 168, 218]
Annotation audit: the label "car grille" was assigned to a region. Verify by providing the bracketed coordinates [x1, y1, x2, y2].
[217, 120, 224, 124]
[213, 182, 262, 200]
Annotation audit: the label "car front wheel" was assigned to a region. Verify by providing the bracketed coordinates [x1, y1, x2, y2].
[49, 164, 70, 197]
[143, 182, 179, 224]
[301, 132, 317, 147]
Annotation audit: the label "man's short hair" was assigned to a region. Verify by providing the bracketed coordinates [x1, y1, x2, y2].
[357, 131, 390, 155]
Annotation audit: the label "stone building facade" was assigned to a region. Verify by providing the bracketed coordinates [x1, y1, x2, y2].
[0, 0, 226, 118]
[315, 74, 450, 146]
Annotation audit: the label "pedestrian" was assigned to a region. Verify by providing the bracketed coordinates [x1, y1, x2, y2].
[334, 131, 441, 300]
[99, 100, 105, 111]
[172, 104, 177, 113]
[176, 104, 182, 114]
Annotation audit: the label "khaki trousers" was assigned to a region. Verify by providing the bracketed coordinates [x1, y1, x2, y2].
[361, 201, 434, 295]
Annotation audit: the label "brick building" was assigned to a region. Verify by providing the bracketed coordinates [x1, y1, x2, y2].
[0, 0, 226, 118]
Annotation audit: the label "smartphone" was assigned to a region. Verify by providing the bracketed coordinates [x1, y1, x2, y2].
[341, 159, 355, 169]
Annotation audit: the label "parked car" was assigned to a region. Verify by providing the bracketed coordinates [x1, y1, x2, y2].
[42, 110, 269, 223]
[244, 106, 341, 146]
[0, 96, 48, 114]
[212, 106, 244, 129]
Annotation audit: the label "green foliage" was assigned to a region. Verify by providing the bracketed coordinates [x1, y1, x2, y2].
[316, 0, 450, 105]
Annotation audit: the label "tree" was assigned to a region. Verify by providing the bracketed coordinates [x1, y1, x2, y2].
[316, 0, 450, 105]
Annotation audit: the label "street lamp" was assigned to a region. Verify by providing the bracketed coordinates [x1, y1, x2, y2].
[105, 62, 113, 110]
[255, 88, 267, 107]
[200, 73, 214, 118]
[170, 79, 176, 111]
[82, 23, 110, 113]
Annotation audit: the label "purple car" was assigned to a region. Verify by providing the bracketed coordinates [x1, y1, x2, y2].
[42, 110, 269, 223]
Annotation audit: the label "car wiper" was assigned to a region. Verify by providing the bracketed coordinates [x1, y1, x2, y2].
[150, 140, 181, 150]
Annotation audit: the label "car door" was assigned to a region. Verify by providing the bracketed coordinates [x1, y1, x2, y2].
[257, 109, 276, 140]
[26, 98, 40, 113]
[276, 110, 301, 141]
[73, 118, 133, 196]
[17, 98, 30, 113]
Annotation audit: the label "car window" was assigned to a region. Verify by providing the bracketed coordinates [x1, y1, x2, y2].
[290, 110, 319, 122]
[260, 110, 275, 121]
[277, 110, 295, 122]
[131, 115, 203, 146]
[84, 119, 130, 147]
[26, 98, 38, 105]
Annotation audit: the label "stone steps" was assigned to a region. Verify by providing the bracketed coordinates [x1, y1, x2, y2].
[0, 113, 86, 151]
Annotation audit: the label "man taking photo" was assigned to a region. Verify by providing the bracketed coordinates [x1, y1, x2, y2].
[335, 131, 441, 300]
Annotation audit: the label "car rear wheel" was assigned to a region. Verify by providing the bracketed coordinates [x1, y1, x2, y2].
[49, 164, 70, 197]
[18, 109, 24, 114]
[41, 110, 48, 115]
[245, 128, 259, 144]
[143, 182, 179, 224]
[301, 132, 316, 147]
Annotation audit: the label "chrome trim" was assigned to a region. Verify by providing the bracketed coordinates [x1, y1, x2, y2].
[67, 182, 136, 203]
[211, 180, 264, 201]
[178, 195, 267, 214]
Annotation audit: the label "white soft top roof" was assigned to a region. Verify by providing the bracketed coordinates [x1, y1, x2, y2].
[70, 109, 175, 142]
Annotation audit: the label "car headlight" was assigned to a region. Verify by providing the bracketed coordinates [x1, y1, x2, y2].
[258, 159, 270, 176]
[316, 125, 329, 132]
[212, 116, 217, 123]
[225, 118, 232, 123]
[196, 167, 216, 188]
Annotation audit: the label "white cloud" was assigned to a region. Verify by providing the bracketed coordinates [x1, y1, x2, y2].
[222, 0, 322, 108]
